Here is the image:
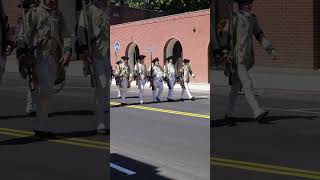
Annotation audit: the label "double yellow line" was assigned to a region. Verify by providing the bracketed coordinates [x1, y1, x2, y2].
[211, 157, 320, 180]
[0, 128, 109, 150]
[110, 102, 210, 119]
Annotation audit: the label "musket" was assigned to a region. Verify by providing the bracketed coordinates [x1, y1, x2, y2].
[149, 52, 155, 90]
[82, 0, 96, 87]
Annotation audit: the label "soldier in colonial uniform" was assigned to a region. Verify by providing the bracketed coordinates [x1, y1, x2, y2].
[134, 55, 147, 104]
[164, 56, 176, 102]
[117, 55, 132, 105]
[148, 58, 164, 102]
[114, 59, 122, 98]
[179, 59, 196, 101]
[78, 0, 110, 134]
[15, 0, 72, 137]
[225, 0, 278, 125]
[15, 0, 40, 115]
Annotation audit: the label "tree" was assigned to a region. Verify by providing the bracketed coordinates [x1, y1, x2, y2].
[126, 0, 211, 14]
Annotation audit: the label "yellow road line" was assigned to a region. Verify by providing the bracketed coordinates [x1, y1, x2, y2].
[211, 157, 320, 180]
[110, 101, 210, 119]
[0, 128, 109, 150]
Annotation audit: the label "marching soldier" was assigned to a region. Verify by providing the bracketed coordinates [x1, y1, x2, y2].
[225, 0, 278, 125]
[149, 57, 164, 102]
[117, 55, 132, 105]
[164, 56, 176, 102]
[179, 59, 196, 101]
[16, 0, 39, 115]
[114, 59, 122, 98]
[78, 0, 111, 134]
[15, 0, 72, 137]
[134, 55, 147, 104]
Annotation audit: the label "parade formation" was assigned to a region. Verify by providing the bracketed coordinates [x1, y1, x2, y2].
[112, 54, 197, 105]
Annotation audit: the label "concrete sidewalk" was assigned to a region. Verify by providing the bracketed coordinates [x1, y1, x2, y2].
[4, 55, 210, 92]
[211, 66, 320, 92]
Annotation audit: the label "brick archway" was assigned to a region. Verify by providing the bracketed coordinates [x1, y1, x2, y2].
[164, 38, 183, 71]
[125, 42, 140, 71]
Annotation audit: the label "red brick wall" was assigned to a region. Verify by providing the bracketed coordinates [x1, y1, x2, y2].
[253, 0, 315, 69]
[314, 0, 320, 69]
[110, 10, 210, 83]
[3, 0, 20, 27]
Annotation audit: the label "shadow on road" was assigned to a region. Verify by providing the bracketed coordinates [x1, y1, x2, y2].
[0, 136, 45, 145]
[111, 153, 173, 180]
[211, 115, 319, 127]
[0, 130, 102, 146]
[49, 110, 94, 117]
[0, 110, 107, 120]
[111, 96, 140, 100]
[0, 114, 35, 120]
[111, 97, 208, 108]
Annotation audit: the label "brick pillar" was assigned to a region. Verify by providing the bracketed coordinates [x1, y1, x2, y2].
[314, 0, 320, 69]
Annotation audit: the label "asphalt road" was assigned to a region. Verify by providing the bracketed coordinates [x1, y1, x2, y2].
[211, 86, 320, 180]
[0, 72, 210, 180]
[0, 73, 109, 180]
[110, 82, 210, 180]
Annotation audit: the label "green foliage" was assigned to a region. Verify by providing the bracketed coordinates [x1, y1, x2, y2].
[126, 0, 211, 13]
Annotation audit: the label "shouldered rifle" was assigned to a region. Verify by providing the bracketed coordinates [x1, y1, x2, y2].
[179, 66, 184, 87]
[149, 52, 154, 90]
[82, 0, 96, 87]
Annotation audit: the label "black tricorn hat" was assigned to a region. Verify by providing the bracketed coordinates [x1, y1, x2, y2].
[137, 55, 146, 59]
[116, 59, 122, 64]
[152, 58, 160, 63]
[234, 0, 254, 4]
[183, 59, 190, 63]
[121, 56, 129, 60]
[166, 56, 173, 61]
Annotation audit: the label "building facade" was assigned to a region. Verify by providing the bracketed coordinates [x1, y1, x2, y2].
[110, 10, 211, 83]
[3, 0, 320, 84]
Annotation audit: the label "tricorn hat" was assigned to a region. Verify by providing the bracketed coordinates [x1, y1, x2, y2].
[152, 58, 160, 63]
[121, 56, 129, 60]
[116, 59, 122, 64]
[137, 55, 146, 60]
[166, 56, 173, 61]
[183, 59, 190, 63]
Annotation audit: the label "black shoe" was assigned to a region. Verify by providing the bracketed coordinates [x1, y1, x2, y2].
[156, 97, 160, 102]
[167, 98, 174, 102]
[97, 129, 110, 135]
[210, 120, 214, 127]
[225, 115, 237, 126]
[33, 130, 55, 139]
[190, 96, 195, 101]
[28, 112, 36, 117]
[256, 111, 270, 123]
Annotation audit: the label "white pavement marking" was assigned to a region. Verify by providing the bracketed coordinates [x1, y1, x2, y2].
[264, 108, 320, 115]
[110, 163, 136, 176]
